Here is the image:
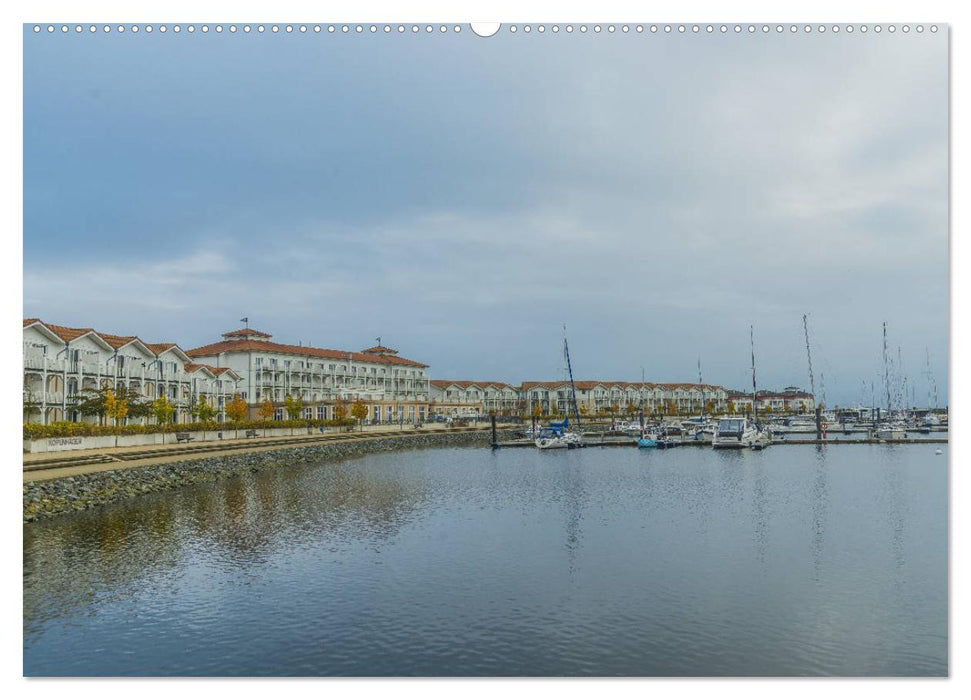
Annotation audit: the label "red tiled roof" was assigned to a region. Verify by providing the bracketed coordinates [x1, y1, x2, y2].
[145, 343, 179, 355]
[186, 338, 429, 368]
[431, 380, 517, 390]
[41, 322, 98, 343]
[361, 345, 398, 354]
[98, 332, 140, 350]
[23, 318, 40, 327]
[184, 362, 240, 378]
[222, 328, 272, 338]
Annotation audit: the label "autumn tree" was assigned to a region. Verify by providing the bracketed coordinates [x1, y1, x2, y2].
[351, 399, 368, 429]
[333, 397, 348, 422]
[152, 396, 174, 426]
[284, 394, 304, 421]
[258, 398, 275, 436]
[226, 394, 248, 438]
[104, 389, 129, 447]
[73, 383, 147, 425]
[190, 395, 217, 423]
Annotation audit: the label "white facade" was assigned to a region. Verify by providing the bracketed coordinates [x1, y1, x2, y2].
[23, 319, 241, 425]
[186, 330, 431, 423]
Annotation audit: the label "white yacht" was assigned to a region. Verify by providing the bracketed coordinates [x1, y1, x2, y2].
[873, 423, 907, 440]
[535, 422, 584, 449]
[712, 417, 758, 448]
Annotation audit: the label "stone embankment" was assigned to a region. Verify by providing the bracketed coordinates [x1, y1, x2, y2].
[24, 429, 516, 524]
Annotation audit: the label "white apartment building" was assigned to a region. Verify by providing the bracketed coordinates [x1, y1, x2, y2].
[23, 319, 242, 425]
[521, 381, 731, 416]
[186, 328, 431, 424]
[429, 381, 521, 417]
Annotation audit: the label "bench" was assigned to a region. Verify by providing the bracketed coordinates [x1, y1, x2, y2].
[175, 432, 194, 443]
[245, 429, 259, 438]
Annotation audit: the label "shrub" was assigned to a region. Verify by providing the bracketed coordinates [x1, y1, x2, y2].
[24, 417, 357, 440]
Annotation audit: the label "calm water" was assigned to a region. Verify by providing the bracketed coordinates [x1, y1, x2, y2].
[23, 443, 947, 676]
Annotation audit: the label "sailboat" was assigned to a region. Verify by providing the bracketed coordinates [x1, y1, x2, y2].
[535, 326, 585, 450]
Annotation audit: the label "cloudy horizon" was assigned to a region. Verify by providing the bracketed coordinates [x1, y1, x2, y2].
[23, 25, 948, 407]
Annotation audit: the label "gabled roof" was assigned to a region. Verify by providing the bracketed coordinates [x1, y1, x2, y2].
[430, 380, 516, 390]
[186, 338, 429, 368]
[184, 363, 218, 378]
[36, 321, 115, 350]
[22, 319, 65, 345]
[184, 363, 242, 380]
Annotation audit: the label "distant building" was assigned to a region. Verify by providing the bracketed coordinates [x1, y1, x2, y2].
[727, 388, 815, 414]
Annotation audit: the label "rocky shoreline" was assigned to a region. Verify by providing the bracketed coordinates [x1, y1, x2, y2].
[24, 429, 517, 523]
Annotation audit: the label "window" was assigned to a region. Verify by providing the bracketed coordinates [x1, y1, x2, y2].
[274, 408, 284, 420]
[317, 406, 326, 420]
[255, 357, 263, 367]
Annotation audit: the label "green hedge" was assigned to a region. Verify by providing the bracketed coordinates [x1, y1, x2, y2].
[24, 418, 357, 440]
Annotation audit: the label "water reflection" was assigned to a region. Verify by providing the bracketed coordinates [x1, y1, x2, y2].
[25, 456, 428, 639]
[810, 445, 829, 583]
[24, 445, 947, 676]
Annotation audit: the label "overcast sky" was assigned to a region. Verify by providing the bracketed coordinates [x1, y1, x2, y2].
[23, 24, 948, 407]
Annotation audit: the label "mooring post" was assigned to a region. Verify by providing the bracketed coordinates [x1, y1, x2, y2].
[815, 405, 823, 440]
[491, 414, 498, 449]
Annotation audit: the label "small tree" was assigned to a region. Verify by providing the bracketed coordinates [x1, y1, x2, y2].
[104, 389, 129, 447]
[284, 395, 304, 435]
[190, 395, 217, 440]
[351, 399, 368, 430]
[152, 396, 174, 426]
[226, 394, 248, 438]
[333, 397, 348, 422]
[258, 399, 275, 436]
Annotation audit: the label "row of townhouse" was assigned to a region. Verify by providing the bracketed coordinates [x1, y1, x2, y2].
[431, 380, 736, 417]
[23, 319, 243, 425]
[23, 320, 432, 426]
[430, 381, 816, 417]
[726, 387, 816, 414]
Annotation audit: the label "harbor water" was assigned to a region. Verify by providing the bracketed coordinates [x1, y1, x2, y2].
[23, 443, 947, 676]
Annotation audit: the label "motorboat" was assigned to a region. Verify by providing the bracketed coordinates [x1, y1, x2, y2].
[637, 434, 660, 448]
[712, 417, 758, 448]
[873, 422, 907, 440]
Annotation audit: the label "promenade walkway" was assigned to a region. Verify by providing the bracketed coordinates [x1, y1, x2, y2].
[23, 422, 485, 483]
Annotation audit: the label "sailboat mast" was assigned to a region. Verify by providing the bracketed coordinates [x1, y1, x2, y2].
[750, 325, 758, 424]
[697, 357, 705, 416]
[563, 324, 581, 431]
[803, 314, 816, 406]
[883, 322, 892, 417]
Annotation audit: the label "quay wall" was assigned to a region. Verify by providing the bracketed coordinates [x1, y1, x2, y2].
[24, 429, 517, 524]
